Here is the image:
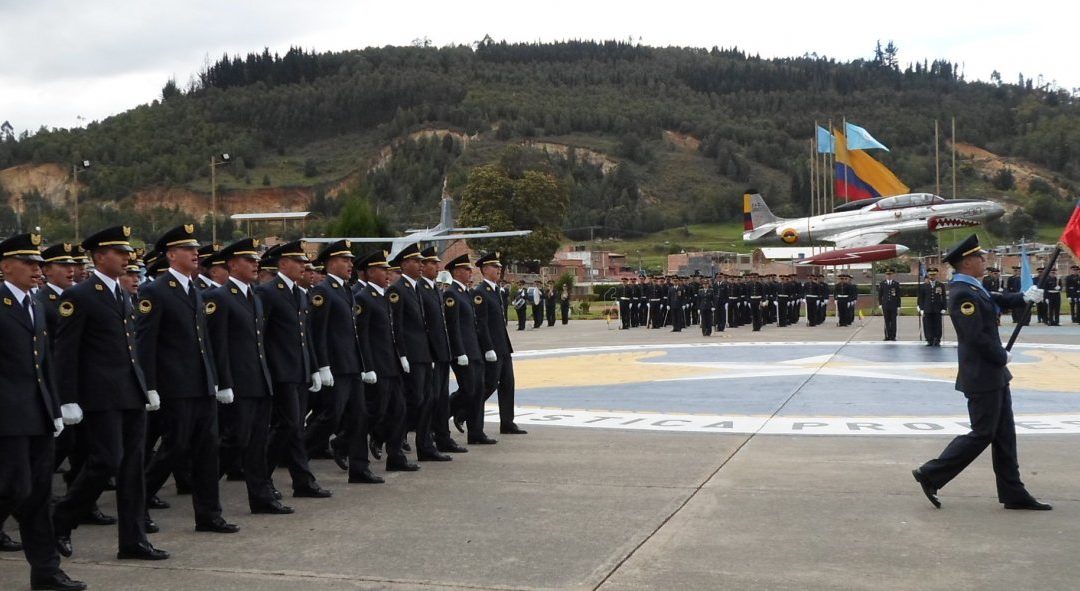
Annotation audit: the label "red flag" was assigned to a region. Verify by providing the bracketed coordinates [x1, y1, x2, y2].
[1062, 199, 1080, 259]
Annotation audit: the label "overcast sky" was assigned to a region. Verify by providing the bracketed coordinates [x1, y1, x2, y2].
[1, 0, 1073, 135]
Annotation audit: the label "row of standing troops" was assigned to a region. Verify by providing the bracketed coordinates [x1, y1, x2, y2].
[0, 225, 526, 591]
[982, 265, 1080, 326]
[511, 280, 571, 330]
[614, 273, 860, 334]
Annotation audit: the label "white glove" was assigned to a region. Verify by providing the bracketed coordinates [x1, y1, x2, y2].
[1023, 286, 1044, 304]
[484, 350, 497, 362]
[318, 366, 335, 388]
[456, 355, 469, 366]
[1005, 350, 1013, 364]
[940, 309, 947, 315]
[60, 403, 84, 425]
[216, 387, 235, 404]
[309, 372, 322, 392]
[54, 418, 64, 437]
[361, 371, 377, 384]
[146, 391, 161, 412]
[400, 356, 411, 374]
[917, 309, 923, 316]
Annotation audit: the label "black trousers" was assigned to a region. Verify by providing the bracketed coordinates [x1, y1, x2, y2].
[1071, 297, 1080, 323]
[144, 397, 222, 525]
[368, 376, 407, 467]
[546, 304, 556, 327]
[483, 354, 516, 429]
[532, 304, 543, 328]
[0, 434, 60, 577]
[144, 410, 191, 492]
[304, 378, 350, 458]
[220, 397, 274, 509]
[919, 386, 1030, 503]
[331, 376, 373, 476]
[267, 382, 317, 492]
[700, 308, 713, 336]
[751, 300, 764, 331]
[430, 362, 454, 447]
[922, 311, 943, 343]
[54, 409, 147, 549]
[1046, 295, 1061, 325]
[450, 361, 486, 436]
[515, 306, 527, 331]
[402, 361, 435, 455]
[560, 301, 570, 324]
[618, 300, 631, 329]
[882, 306, 898, 340]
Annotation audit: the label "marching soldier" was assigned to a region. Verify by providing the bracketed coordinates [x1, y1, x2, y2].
[917, 268, 947, 346]
[444, 254, 497, 445]
[474, 252, 526, 435]
[204, 239, 295, 513]
[0, 234, 87, 591]
[417, 246, 467, 455]
[256, 241, 333, 499]
[878, 270, 901, 341]
[138, 225, 238, 535]
[53, 226, 169, 562]
[913, 235, 1051, 511]
[1067, 265, 1080, 324]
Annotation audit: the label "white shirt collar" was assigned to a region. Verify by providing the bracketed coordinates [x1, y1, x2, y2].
[4, 281, 31, 304]
[402, 274, 418, 288]
[199, 274, 220, 288]
[327, 273, 346, 287]
[355, 278, 367, 288]
[370, 282, 385, 296]
[483, 278, 498, 291]
[277, 272, 296, 291]
[422, 276, 436, 288]
[93, 269, 119, 293]
[453, 279, 468, 291]
[229, 276, 250, 296]
[47, 282, 65, 296]
[167, 267, 192, 291]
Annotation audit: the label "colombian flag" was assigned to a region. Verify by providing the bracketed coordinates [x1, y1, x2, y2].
[833, 130, 909, 201]
[1062, 198, 1080, 260]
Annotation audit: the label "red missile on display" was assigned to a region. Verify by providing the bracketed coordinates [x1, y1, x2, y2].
[796, 244, 909, 266]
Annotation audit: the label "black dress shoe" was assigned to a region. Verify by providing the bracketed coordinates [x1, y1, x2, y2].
[117, 541, 170, 560]
[195, 517, 240, 533]
[55, 535, 72, 558]
[452, 415, 465, 434]
[369, 440, 383, 460]
[436, 440, 468, 453]
[1004, 499, 1053, 511]
[251, 500, 295, 515]
[80, 508, 118, 525]
[0, 530, 22, 552]
[418, 450, 453, 462]
[401, 440, 412, 453]
[500, 424, 528, 435]
[912, 468, 941, 509]
[331, 444, 349, 471]
[348, 469, 385, 484]
[385, 461, 420, 472]
[147, 495, 170, 510]
[467, 435, 498, 445]
[30, 570, 87, 591]
[145, 518, 160, 534]
[104, 477, 117, 491]
[293, 484, 333, 498]
[271, 485, 283, 500]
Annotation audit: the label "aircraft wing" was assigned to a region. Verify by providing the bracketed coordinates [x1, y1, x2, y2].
[433, 230, 532, 240]
[820, 220, 925, 249]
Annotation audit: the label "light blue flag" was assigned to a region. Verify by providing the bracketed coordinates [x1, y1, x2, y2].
[845, 122, 890, 151]
[1019, 244, 1034, 291]
[815, 125, 834, 154]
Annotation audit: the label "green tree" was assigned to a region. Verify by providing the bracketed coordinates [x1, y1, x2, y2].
[328, 185, 385, 238]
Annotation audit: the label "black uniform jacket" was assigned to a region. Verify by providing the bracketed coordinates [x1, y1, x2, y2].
[256, 275, 317, 384]
[387, 276, 431, 364]
[445, 281, 482, 361]
[205, 281, 273, 398]
[310, 275, 367, 375]
[948, 281, 1025, 393]
[353, 284, 399, 378]
[0, 284, 59, 436]
[136, 273, 217, 399]
[54, 274, 148, 411]
[473, 280, 512, 357]
[417, 278, 451, 363]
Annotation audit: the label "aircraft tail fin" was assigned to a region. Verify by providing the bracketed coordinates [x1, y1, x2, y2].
[743, 191, 778, 231]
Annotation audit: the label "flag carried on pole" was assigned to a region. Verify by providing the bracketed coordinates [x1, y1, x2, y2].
[816, 125, 835, 154]
[845, 122, 890, 151]
[1019, 244, 1034, 291]
[1061, 198, 1080, 261]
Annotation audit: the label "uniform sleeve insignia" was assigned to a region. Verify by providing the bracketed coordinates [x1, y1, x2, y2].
[205, 301, 217, 315]
[960, 301, 976, 316]
[138, 299, 153, 314]
[95, 283, 104, 291]
[445, 297, 455, 307]
[59, 301, 75, 316]
[312, 294, 325, 307]
[473, 295, 483, 305]
[388, 292, 400, 304]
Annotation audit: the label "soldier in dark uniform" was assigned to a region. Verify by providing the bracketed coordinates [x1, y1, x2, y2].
[443, 254, 496, 445]
[1034, 267, 1048, 324]
[195, 244, 226, 291]
[559, 281, 571, 325]
[512, 280, 528, 331]
[1004, 266, 1024, 325]
[53, 226, 169, 562]
[531, 280, 545, 329]
[418, 246, 467, 455]
[353, 250, 414, 472]
[205, 239, 296, 512]
[256, 241, 333, 499]
[474, 252, 527, 435]
[804, 275, 819, 327]
[982, 267, 1003, 325]
[667, 277, 683, 332]
[833, 274, 850, 327]
[877, 270, 901, 341]
[0, 234, 88, 591]
[544, 280, 557, 327]
[389, 244, 448, 463]
[913, 234, 1052, 511]
[713, 274, 727, 332]
[917, 268, 947, 346]
[1066, 265, 1080, 324]
[138, 225, 238, 535]
[616, 277, 631, 329]
[651, 276, 665, 329]
[699, 279, 714, 336]
[1044, 267, 1061, 326]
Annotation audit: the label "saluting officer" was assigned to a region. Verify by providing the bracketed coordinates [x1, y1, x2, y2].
[474, 252, 527, 435]
[914, 235, 1051, 511]
[444, 254, 496, 444]
[878, 270, 901, 341]
[256, 241, 333, 499]
[138, 225, 238, 535]
[53, 226, 168, 562]
[0, 234, 87, 591]
[417, 246, 468, 455]
[204, 239, 294, 514]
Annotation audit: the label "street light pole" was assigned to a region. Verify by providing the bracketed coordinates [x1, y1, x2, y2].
[72, 160, 90, 242]
[209, 153, 231, 244]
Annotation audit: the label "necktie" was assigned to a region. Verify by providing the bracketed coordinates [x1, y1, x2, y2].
[188, 284, 197, 307]
[22, 295, 33, 327]
[292, 285, 302, 308]
[114, 285, 126, 314]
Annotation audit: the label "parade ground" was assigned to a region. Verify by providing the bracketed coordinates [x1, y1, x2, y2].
[2, 316, 1078, 591]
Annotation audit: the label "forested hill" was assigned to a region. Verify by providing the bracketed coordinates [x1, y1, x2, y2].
[2, 40, 1078, 242]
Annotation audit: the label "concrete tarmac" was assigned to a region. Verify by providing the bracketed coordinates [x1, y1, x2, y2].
[2, 316, 1077, 590]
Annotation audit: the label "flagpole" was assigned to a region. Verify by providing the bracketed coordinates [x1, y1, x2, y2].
[951, 117, 957, 199]
[1006, 246, 1062, 350]
[809, 136, 816, 218]
[934, 119, 941, 197]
